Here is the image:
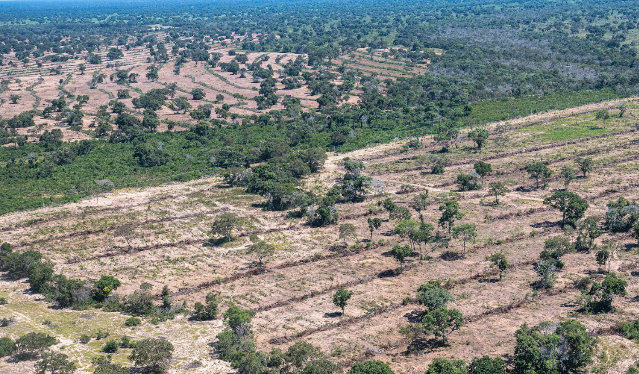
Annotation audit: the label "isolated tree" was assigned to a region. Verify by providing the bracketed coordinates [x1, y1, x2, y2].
[223, 304, 254, 329]
[618, 103, 627, 118]
[191, 88, 206, 100]
[487, 253, 509, 280]
[576, 216, 601, 251]
[412, 223, 434, 260]
[526, 161, 552, 189]
[95, 364, 129, 374]
[211, 212, 242, 242]
[129, 338, 174, 373]
[15, 332, 56, 357]
[390, 244, 412, 271]
[473, 161, 492, 185]
[596, 246, 610, 272]
[347, 360, 394, 374]
[468, 128, 489, 149]
[429, 154, 450, 174]
[247, 240, 275, 266]
[113, 224, 135, 248]
[595, 109, 610, 126]
[452, 223, 476, 255]
[173, 96, 191, 113]
[382, 198, 397, 218]
[332, 288, 354, 315]
[488, 182, 509, 205]
[422, 307, 464, 345]
[438, 200, 465, 236]
[35, 352, 76, 374]
[575, 157, 594, 178]
[215, 94, 224, 102]
[389, 206, 411, 221]
[9, 94, 20, 104]
[107, 47, 124, 60]
[561, 166, 576, 189]
[78, 64, 86, 75]
[543, 191, 589, 227]
[409, 191, 429, 222]
[339, 223, 357, 246]
[367, 217, 382, 241]
[191, 293, 218, 321]
[582, 272, 627, 313]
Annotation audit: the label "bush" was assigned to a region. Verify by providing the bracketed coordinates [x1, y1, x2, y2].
[348, 360, 394, 374]
[15, 332, 57, 357]
[129, 338, 174, 373]
[124, 317, 141, 327]
[102, 339, 119, 353]
[96, 329, 109, 340]
[0, 297, 6, 305]
[191, 293, 218, 321]
[35, 351, 76, 374]
[0, 337, 16, 357]
[79, 334, 91, 344]
[95, 363, 129, 374]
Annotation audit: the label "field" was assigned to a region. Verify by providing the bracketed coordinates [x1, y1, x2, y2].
[3, 98, 639, 373]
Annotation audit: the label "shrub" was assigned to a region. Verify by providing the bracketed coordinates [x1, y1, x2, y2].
[124, 317, 141, 327]
[79, 334, 91, 344]
[15, 332, 57, 357]
[95, 363, 129, 374]
[348, 360, 394, 374]
[0, 337, 16, 357]
[35, 351, 76, 374]
[129, 338, 174, 373]
[0, 297, 6, 305]
[102, 339, 119, 353]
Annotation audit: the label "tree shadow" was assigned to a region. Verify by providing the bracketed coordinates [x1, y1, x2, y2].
[405, 337, 444, 354]
[404, 309, 425, 323]
[323, 312, 342, 318]
[378, 269, 399, 278]
[531, 220, 559, 229]
[328, 243, 347, 252]
[478, 278, 499, 284]
[440, 251, 463, 261]
[205, 237, 232, 247]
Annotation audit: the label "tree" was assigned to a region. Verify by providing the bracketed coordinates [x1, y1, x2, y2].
[575, 157, 594, 178]
[211, 212, 242, 242]
[191, 293, 218, 321]
[473, 161, 492, 185]
[422, 307, 464, 345]
[215, 94, 225, 102]
[113, 224, 135, 249]
[107, 47, 124, 60]
[390, 245, 412, 271]
[347, 360, 393, 374]
[595, 109, 610, 126]
[582, 272, 627, 313]
[456, 173, 480, 191]
[514, 320, 594, 374]
[526, 161, 552, 189]
[92, 275, 121, 302]
[452, 223, 476, 255]
[488, 182, 508, 205]
[95, 364, 129, 374]
[367, 217, 382, 241]
[425, 359, 466, 374]
[468, 128, 489, 149]
[576, 216, 601, 251]
[173, 96, 191, 113]
[389, 206, 411, 221]
[0, 337, 16, 357]
[543, 191, 589, 227]
[129, 338, 174, 373]
[15, 332, 57, 357]
[418, 282, 454, 313]
[561, 166, 575, 189]
[438, 200, 465, 236]
[35, 352, 76, 374]
[468, 356, 507, 374]
[223, 304, 254, 329]
[332, 288, 354, 314]
[339, 223, 357, 246]
[487, 253, 509, 280]
[247, 240, 275, 266]
[9, 94, 20, 104]
[409, 191, 429, 222]
[191, 88, 206, 100]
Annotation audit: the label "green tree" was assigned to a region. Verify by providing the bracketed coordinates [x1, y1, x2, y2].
[215, 94, 224, 102]
[339, 223, 357, 246]
[561, 166, 575, 189]
[468, 128, 489, 149]
[347, 360, 393, 374]
[425, 359, 466, 374]
[582, 272, 627, 313]
[438, 200, 465, 236]
[332, 288, 354, 314]
[367, 217, 383, 241]
[92, 275, 121, 302]
[0, 337, 16, 357]
[390, 244, 412, 271]
[223, 304, 254, 330]
[576, 216, 601, 251]
[211, 212, 242, 242]
[526, 161, 552, 189]
[95, 364, 129, 374]
[35, 352, 76, 374]
[543, 191, 589, 227]
[452, 223, 476, 255]
[15, 332, 56, 357]
[575, 157, 594, 178]
[191, 88, 206, 100]
[422, 307, 464, 345]
[488, 182, 509, 205]
[409, 191, 429, 222]
[247, 240, 275, 266]
[595, 109, 610, 126]
[389, 206, 411, 221]
[468, 356, 506, 374]
[418, 282, 454, 312]
[129, 338, 174, 373]
[473, 161, 492, 185]
[9, 94, 20, 104]
[487, 253, 509, 280]
[191, 293, 218, 321]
